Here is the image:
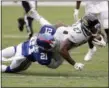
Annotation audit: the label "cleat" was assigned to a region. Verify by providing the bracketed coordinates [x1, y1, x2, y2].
[84, 46, 97, 61]
[18, 18, 25, 32]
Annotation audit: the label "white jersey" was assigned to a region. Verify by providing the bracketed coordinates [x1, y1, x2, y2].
[54, 21, 89, 46]
[47, 21, 90, 68]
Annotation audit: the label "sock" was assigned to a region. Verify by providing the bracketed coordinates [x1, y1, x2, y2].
[88, 37, 94, 49]
[27, 17, 33, 32]
[24, 15, 30, 33]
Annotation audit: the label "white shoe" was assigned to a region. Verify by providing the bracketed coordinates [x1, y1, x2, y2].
[1, 65, 7, 72]
[84, 46, 97, 61]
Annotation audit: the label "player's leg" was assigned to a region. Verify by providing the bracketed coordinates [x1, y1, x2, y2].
[26, 1, 51, 26]
[84, 12, 99, 61]
[24, 15, 34, 39]
[18, 1, 36, 38]
[1, 42, 22, 62]
[2, 56, 32, 73]
[23, 1, 36, 38]
[21, 1, 52, 30]
[0, 46, 16, 61]
[28, 8, 51, 26]
[84, 38, 97, 61]
[18, 1, 31, 32]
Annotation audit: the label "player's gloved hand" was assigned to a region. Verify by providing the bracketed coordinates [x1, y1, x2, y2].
[73, 9, 79, 22]
[92, 35, 106, 47]
[74, 63, 84, 70]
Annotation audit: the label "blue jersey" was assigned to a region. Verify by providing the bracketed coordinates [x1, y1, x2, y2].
[39, 25, 56, 35]
[21, 25, 56, 65]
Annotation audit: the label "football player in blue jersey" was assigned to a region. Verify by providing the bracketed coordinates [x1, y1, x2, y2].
[1, 32, 57, 73]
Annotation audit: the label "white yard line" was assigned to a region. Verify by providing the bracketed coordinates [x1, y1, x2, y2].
[3, 75, 107, 78]
[1, 1, 85, 6]
[2, 35, 28, 38]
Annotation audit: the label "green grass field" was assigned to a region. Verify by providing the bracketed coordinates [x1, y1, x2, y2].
[1, 6, 108, 87]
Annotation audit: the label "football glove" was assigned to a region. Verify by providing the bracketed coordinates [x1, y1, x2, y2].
[92, 35, 106, 47]
[74, 63, 84, 70]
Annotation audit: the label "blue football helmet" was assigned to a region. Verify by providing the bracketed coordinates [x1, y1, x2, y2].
[37, 33, 56, 51]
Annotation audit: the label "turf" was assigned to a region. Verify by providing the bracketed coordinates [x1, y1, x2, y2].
[1, 6, 108, 87]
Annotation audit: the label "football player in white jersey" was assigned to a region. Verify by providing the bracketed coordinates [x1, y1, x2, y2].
[17, 0, 38, 39]
[73, 1, 108, 61]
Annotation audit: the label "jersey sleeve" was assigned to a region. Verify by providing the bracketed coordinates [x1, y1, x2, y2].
[39, 25, 56, 35]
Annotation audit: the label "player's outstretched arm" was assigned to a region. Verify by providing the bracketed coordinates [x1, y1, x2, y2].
[60, 39, 84, 70]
